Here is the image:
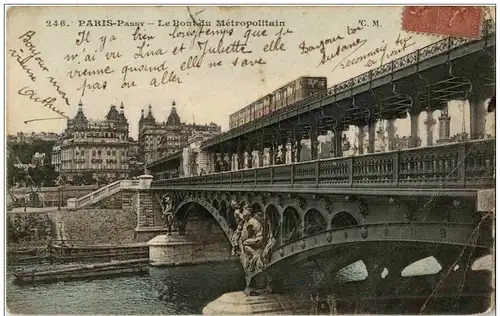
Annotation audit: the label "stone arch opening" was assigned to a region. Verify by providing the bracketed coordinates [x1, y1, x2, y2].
[282, 206, 301, 243]
[333, 260, 368, 283]
[381, 267, 389, 279]
[472, 254, 493, 271]
[265, 205, 280, 239]
[401, 256, 442, 277]
[304, 208, 326, 235]
[331, 212, 358, 229]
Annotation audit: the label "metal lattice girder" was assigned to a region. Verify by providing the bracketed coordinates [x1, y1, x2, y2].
[377, 94, 412, 119]
[419, 77, 472, 103]
[341, 107, 371, 126]
[317, 116, 338, 132]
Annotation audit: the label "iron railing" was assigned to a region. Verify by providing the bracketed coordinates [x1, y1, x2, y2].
[153, 139, 495, 190]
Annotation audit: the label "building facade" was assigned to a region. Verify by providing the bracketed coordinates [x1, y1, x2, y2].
[139, 102, 222, 164]
[138, 105, 165, 164]
[51, 146, 61, 172]
[53, 101, 131, 181]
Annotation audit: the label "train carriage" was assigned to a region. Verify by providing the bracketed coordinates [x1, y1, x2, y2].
[262, 94, 273, 116]
[228, 76, 327, 130]
[248, 102, 256, 121]
[237, 108, 245, 126]
[229, 112, 239, 129]
[243, 106, 251, 124]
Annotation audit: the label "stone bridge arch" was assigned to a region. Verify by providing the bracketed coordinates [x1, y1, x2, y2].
[173, 197, 233, 240]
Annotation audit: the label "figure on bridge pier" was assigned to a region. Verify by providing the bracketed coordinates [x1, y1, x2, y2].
[158, 194, 175, 234]
[230, 200, 245, 256]
[230, 200, 277, 271]
[240, 207, 264, 269]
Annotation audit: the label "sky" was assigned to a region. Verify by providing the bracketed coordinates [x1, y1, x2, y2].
[6, 6, 496, 141]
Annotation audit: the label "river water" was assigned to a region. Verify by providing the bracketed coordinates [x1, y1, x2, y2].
[6, 256, 492, 315]
[6, 259, 372, 315]
[6, 262, 246, 315]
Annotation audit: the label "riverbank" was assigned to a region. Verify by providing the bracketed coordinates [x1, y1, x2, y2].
[7, 208, 138, 258]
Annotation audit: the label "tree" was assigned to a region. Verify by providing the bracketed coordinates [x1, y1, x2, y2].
[83, 171, 95, 185]
[73, 173, 85, 186]
[7, 139, 57, 187]
[28, 167, 44, 187]
[129, 163, 144, 179]
[41, 165, 58, 187]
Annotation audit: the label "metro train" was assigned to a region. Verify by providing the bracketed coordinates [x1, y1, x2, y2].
[229, 76, 328, 129]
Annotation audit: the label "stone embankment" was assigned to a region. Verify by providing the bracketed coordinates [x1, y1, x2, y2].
[7, 205, 141, 264]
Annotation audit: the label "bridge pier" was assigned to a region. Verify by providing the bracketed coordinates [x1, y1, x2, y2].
[469, 93, 487, 139]
[148, 232, 232, 266]
[356, 125, 365, 154]
[367, 121, 376, 153]
[409, 110, 420, 148]
[203, 291, 309, 315]
[386, 119, 396, 150]
[332, 129, 343, 157]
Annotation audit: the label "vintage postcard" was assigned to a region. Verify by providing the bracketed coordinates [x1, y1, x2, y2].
[5, 5, 496, 315]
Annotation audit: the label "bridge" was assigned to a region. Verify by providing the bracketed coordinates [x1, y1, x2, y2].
[70, 21, 495, 314]
[143, 21, 496, 313]
[149, 137, 494, 310]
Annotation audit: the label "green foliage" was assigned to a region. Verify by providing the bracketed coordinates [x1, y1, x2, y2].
[83, 171, 94, 185]
[129, 165, 144, 179]
[8, 139, 58, 188]
[10, 139, 56, 163]
[7, 154, 28, 187]
[7, 213, 56, 245]
[72, 174, 85, 186]
[26, 165, 59, 187]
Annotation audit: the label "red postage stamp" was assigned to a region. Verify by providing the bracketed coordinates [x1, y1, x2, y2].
[402, 6, 484, 38]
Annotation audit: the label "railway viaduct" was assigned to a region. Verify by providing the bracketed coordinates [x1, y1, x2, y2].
[70, 20, 496, 314]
